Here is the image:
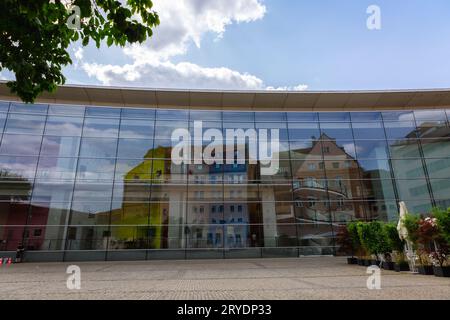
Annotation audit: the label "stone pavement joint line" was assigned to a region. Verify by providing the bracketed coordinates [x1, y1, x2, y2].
[0, 257, 448, 300]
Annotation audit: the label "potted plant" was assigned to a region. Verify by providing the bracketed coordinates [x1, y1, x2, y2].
[348, 222, 364, 266]
[429, 208, 450, 277]
[382, 223, 401, 270]
[336, 225, 357, 264]
[357, 222, 379, 266]
[416, 216, 438, 275]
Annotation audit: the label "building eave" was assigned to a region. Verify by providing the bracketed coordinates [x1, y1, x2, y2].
[1, 81, 450, 111]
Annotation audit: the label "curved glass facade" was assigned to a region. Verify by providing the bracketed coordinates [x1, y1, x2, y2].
[0, 100, 449, 261]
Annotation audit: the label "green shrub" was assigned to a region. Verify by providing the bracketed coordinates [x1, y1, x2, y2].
[347, 222, 361, 256]
[433, 207, 450, 246]
[383, 223, 404, 252]
[403, 214, 420, 249]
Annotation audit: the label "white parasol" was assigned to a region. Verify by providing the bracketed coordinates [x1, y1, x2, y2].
[397, 201, 417, 272]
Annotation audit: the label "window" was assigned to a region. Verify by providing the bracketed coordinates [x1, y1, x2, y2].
[307, 163, 316, 171]
[5, 114, 46, 134]
[83, 117, 119, 137]
[332, 162, 339, 169]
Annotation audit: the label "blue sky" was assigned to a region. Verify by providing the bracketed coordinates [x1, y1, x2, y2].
[3, 0, 450, 91]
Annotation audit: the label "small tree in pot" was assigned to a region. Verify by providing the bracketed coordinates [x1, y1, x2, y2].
[382, 223, 400, 270]
[385, 222, 408, 271]
[348, 222, 364, 265]
[336, 225, 357, 264]
[357, 222, 377, 266]
[428, 208, 450, 277]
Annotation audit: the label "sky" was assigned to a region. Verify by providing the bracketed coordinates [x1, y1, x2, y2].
[3, 0, 450, 91]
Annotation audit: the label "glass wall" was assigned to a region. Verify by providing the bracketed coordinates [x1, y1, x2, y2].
[0, 101, 449, 260]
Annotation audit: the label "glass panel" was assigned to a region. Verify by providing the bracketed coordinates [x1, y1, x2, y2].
[224, 184, 260, 201]
[83, 117, 119, 137]
[352, 122, 386, 139]
[429, 179, 450, 201]
[395, 179, 431, 200]
[0, 156, 38, 179]
[319, 112, 350, 122]
[156, 109, 189, 120]
[151, 159, 187, 183]
[350, 112, 382, 122]
[297, 223, 334, 247]
[5, 114, 46, 134]
[41, 136, 80, 157]
[115, 159, 152, 181]
[36, 157, 77, 180]
[425, 158, 450, 179]
[223, 163, 258, 183]
[85, 106, 121, 118]
[154, 120, 188, 139]
[121, 108, 155, 119]
[150, 184, 187, 201]
[79, 137, 117, 158]
[288, 122, 320, 140]
[392, 159, 426, 179]
[0, 102, 10, 113]
[117, 139, 154, 159]
[0, 113, 6, 130]
[291, 160, 326, 180]
[384, 121, 417, 139]
[289, 140, 322, 160]
[108, 226, 149, 249]
[414, 110, 447, 121]
[320, 122, 353, 140]
[329, 200, 366, 221]
[324, 160, 362, 180]
[255, 112, 286, 122]
[28, 202, 71, 226]
[77, 158, 116, 180]
[416, 122, 450, 138]
[119, 119, 154, 139]
[382, 111, 414, 121]
[10, 102, 47, 114]
[321, 139, 356, 160]
[357, 159, 392, 179]
[286, 112, 318, 122]
[48, 104, 85, 116]
[388, 139, 421, 158]
[64, 226, 110, 250]
[70, 203, 111, 225]
[0, 134, 42, 155]
[112, 182, 151, 202]
[45, 116, 83, 136]
[32, 180, 74, 202]
[0, 180, 33, 201]
[355, 140, 389, 159]
[190, 110, 222, 121]
[188, 185, 223, 201]
[360, 179, 397, 200]
[223, 111, 254, 122]
[73, 182, 113, 202]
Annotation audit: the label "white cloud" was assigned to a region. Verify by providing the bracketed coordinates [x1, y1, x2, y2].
[266, 84, 309, 91]
[79, 0, 309, 91]
[83, 60, 264, 89]
[124, 0, 267, 61]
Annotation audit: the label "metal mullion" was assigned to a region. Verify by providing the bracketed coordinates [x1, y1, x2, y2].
[63, 106, 87, 260]
[22, 105, 49, 250]
[380, 113, 401, 220]
[105, 108, 123, 260]
[413, 112, 436, 209]
[317, 118, 337, 255]
[146, 111, 157, 258]
[285, 113, 301, 252]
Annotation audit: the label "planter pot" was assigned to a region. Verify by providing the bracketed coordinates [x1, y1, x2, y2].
[363, 259, 371, 266]
[394, 262, 410, 272]
[433, 266, 450, 277]
[418, 265, 434, 275]
[370, 260, 381, 266]
[382, 262, 395, 270]
[347, 257, 358, 265]
[357, 259, 365, 266]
